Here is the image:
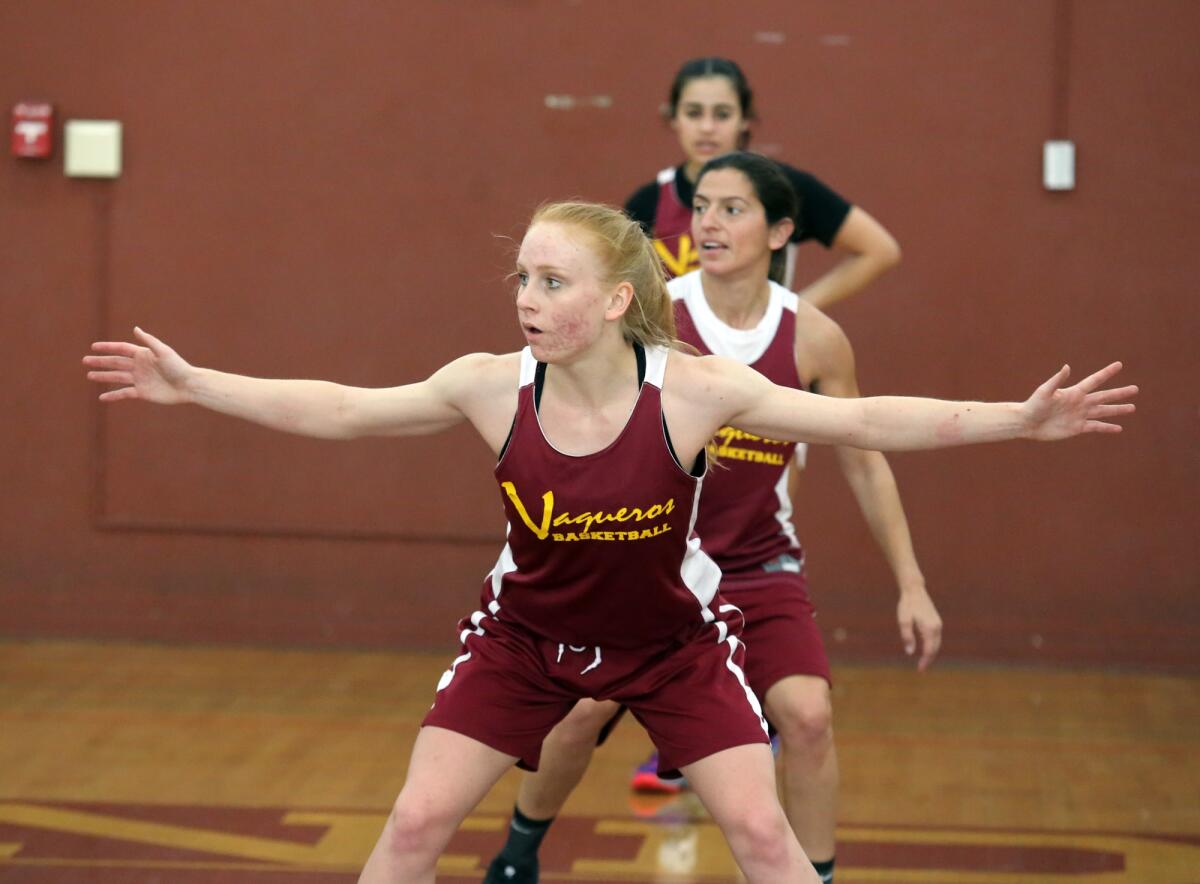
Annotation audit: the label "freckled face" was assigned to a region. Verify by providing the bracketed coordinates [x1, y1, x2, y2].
[514, 222, 611, 362]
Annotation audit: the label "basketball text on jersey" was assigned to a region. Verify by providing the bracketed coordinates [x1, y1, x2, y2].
[708, 425, 793, 466]
[501, 481, 676, 542]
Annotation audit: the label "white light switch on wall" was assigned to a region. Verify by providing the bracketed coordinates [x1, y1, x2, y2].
[1043, 140, 1075, 191]
[64, 120, 122, 178]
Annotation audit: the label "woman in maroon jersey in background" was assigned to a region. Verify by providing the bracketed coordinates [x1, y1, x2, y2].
[85, 201, 1133, 884]
[668, 152, 940, 883]
[624, 57, 900, 302]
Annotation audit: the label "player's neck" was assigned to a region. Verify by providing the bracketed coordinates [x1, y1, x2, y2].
[544, 332, 639, 409]
[699, 269, 772, 330]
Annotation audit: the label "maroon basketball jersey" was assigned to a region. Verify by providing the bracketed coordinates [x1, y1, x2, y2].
[482, 345, 723, 649]
[652, 167, 700, 279]
[670, 271, 806, 572]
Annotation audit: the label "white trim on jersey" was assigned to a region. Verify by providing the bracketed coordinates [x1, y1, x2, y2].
[488, 534, 518, 605]
[772, 467, 802, 551]
[656, 166, 676, 186]
[679, 480, 722, 610]
[668, 271, 797, 365]
[518, 347, 538, 386]
[642, 343, 669, 388]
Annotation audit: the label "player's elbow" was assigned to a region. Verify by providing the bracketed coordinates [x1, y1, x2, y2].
[873, 234, 902, 270]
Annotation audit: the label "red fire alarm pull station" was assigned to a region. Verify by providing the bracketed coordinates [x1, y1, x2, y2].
[12, 101, 54, 158]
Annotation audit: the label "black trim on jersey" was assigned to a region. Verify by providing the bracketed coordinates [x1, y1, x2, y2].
[623, 162, 852, 247]
[534, 360, 548, 411]
[662, 418, 705, 478]
[498, 422, 514, 462]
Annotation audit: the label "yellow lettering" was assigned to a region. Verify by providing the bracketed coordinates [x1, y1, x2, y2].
[503, 487, 680, 542]
[654, 234, 696, 278]
[502, 482, 553, 540]
[681, 236, 699, 272]
[713, 425, 793, 447]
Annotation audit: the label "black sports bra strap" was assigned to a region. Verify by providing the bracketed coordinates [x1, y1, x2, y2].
[533, 360, 547, 412]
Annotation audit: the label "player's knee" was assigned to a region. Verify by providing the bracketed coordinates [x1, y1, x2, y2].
[773, 689, 834, 752]
[724, 806, 794, 865]
[379, 796, 454, 859]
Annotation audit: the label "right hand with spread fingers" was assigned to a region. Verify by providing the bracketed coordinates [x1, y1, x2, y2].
[83, 327, 194, 405]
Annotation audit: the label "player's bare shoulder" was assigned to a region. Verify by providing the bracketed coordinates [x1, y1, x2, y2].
[434, 351, 521, 407]
[792, 298, 855, 381]
[427, 351, 522, 451]
[665, 347, 765, 413]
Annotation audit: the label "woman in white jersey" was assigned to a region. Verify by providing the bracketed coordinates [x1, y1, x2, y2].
[86, 202, 1134, 884]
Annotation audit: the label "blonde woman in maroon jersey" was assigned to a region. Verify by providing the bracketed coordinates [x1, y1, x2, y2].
[85, 202, 1134, 884]
[487, 153, 935, 884]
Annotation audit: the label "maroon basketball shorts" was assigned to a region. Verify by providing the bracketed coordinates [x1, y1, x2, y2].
[422, 604, 769, 774]
[722, 553, 833, 695]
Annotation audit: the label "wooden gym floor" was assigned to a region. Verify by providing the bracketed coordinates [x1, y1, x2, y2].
[1, 639, 1197, 883]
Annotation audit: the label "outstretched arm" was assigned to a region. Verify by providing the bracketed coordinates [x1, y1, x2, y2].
[688, 357, 1136, 452]
[84, 327, 514, 442]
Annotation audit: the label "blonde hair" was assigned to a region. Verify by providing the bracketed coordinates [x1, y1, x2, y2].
[529, 201, 676, 348]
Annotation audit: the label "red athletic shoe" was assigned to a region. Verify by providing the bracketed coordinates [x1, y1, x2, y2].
[630, 752, 689, 793]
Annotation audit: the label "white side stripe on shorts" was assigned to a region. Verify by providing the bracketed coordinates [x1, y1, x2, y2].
[724, 635, 768, 735]
[435, 610, 488, 694]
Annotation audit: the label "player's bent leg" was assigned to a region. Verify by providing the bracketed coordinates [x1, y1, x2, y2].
[764, 675, 838, 869]
[518, 698, 620, 818]
[484, 699, 621, 884]
[358, 726, 517, 884]
[682, 743, 819, 884]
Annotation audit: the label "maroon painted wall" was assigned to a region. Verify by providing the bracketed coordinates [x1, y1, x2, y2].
[2, 0, 1196, 669]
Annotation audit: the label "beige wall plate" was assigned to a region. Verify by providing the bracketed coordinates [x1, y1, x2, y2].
[64, 120, 122, 178]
